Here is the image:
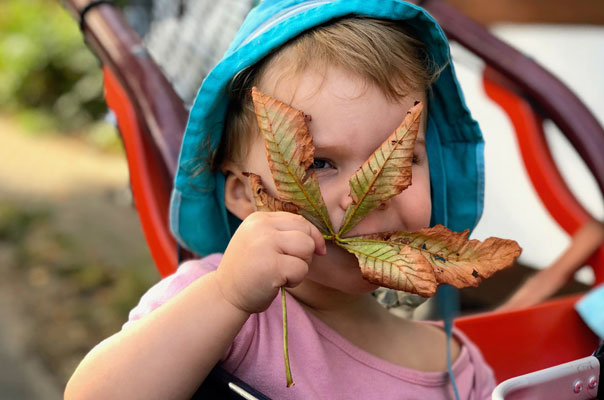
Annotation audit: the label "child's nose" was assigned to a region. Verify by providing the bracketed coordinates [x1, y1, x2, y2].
[336, 189, 391, 213]
[338, 192, 353, 211]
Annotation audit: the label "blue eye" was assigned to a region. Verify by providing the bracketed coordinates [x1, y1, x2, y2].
[311, 159, 334, 169]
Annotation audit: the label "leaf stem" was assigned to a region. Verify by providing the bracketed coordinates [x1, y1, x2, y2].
[281, 287, 294, 387]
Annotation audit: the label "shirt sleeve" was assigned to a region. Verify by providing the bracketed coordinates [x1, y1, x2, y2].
[121, 254, 222, 330]
[120, 253, 259, 371]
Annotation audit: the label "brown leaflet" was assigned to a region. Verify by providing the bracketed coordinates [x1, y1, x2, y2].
[344, 225, 522, 291]
[244, 172, 299, 213]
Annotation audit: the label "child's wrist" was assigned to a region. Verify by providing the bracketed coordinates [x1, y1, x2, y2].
[211, 271, 253, 316]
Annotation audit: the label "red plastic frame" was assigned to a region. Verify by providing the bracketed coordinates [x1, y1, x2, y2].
[103, 67, 178, 277]
[482, 67, 604, 284]
[457, 294, 599, 382]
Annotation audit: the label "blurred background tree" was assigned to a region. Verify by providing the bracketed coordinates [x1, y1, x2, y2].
[0, 0, 108, 133]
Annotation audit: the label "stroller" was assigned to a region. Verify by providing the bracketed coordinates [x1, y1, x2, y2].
[64, 0, 604, 398]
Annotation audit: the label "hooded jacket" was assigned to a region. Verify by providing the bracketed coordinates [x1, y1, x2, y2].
[169, 0, 484, 257]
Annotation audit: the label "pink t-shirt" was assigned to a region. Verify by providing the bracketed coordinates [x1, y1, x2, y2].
[125, 254, 496, 399]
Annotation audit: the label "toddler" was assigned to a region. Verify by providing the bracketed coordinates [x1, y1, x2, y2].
[66, 1, 496, 399]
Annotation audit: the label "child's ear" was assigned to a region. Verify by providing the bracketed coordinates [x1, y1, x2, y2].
[223, 163, 255, 220]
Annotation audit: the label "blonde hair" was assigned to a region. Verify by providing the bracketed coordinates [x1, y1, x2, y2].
[212, 17, 442, 170]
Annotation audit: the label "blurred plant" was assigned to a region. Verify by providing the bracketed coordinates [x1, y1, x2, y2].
[0, 0, 107, 133]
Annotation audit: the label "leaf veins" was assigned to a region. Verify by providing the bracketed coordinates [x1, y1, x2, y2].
[339, 226, 521, 296]
[338, 102, 423, 236]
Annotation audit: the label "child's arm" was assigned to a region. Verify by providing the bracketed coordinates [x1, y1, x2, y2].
[64, 212, 326, 399]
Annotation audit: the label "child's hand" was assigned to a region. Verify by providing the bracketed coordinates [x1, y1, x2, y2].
[215, 211, 326, 313]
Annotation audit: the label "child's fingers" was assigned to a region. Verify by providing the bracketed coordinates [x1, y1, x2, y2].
[267, 212, 326, 256]
[277, 254, 309, 288]
[275, 230, 317, 263]
[306, 219, 327, 256]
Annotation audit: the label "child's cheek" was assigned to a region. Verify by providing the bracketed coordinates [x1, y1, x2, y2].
[394, 181, 432, 231]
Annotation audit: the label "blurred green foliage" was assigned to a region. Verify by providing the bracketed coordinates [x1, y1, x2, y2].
[0, 0, 107, 132]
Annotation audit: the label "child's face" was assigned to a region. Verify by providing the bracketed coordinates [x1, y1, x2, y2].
[242, 64, 431, 294]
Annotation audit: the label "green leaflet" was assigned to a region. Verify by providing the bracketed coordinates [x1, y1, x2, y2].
[251, 87, 334, 235]
[335, 238, 438, 297]
[338, 102, 423, 237]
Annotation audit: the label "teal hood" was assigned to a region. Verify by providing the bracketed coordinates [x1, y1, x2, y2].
[169, 0, 485, 256]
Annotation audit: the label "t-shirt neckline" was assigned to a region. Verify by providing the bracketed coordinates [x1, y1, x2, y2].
[290, 291, 472, 385]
